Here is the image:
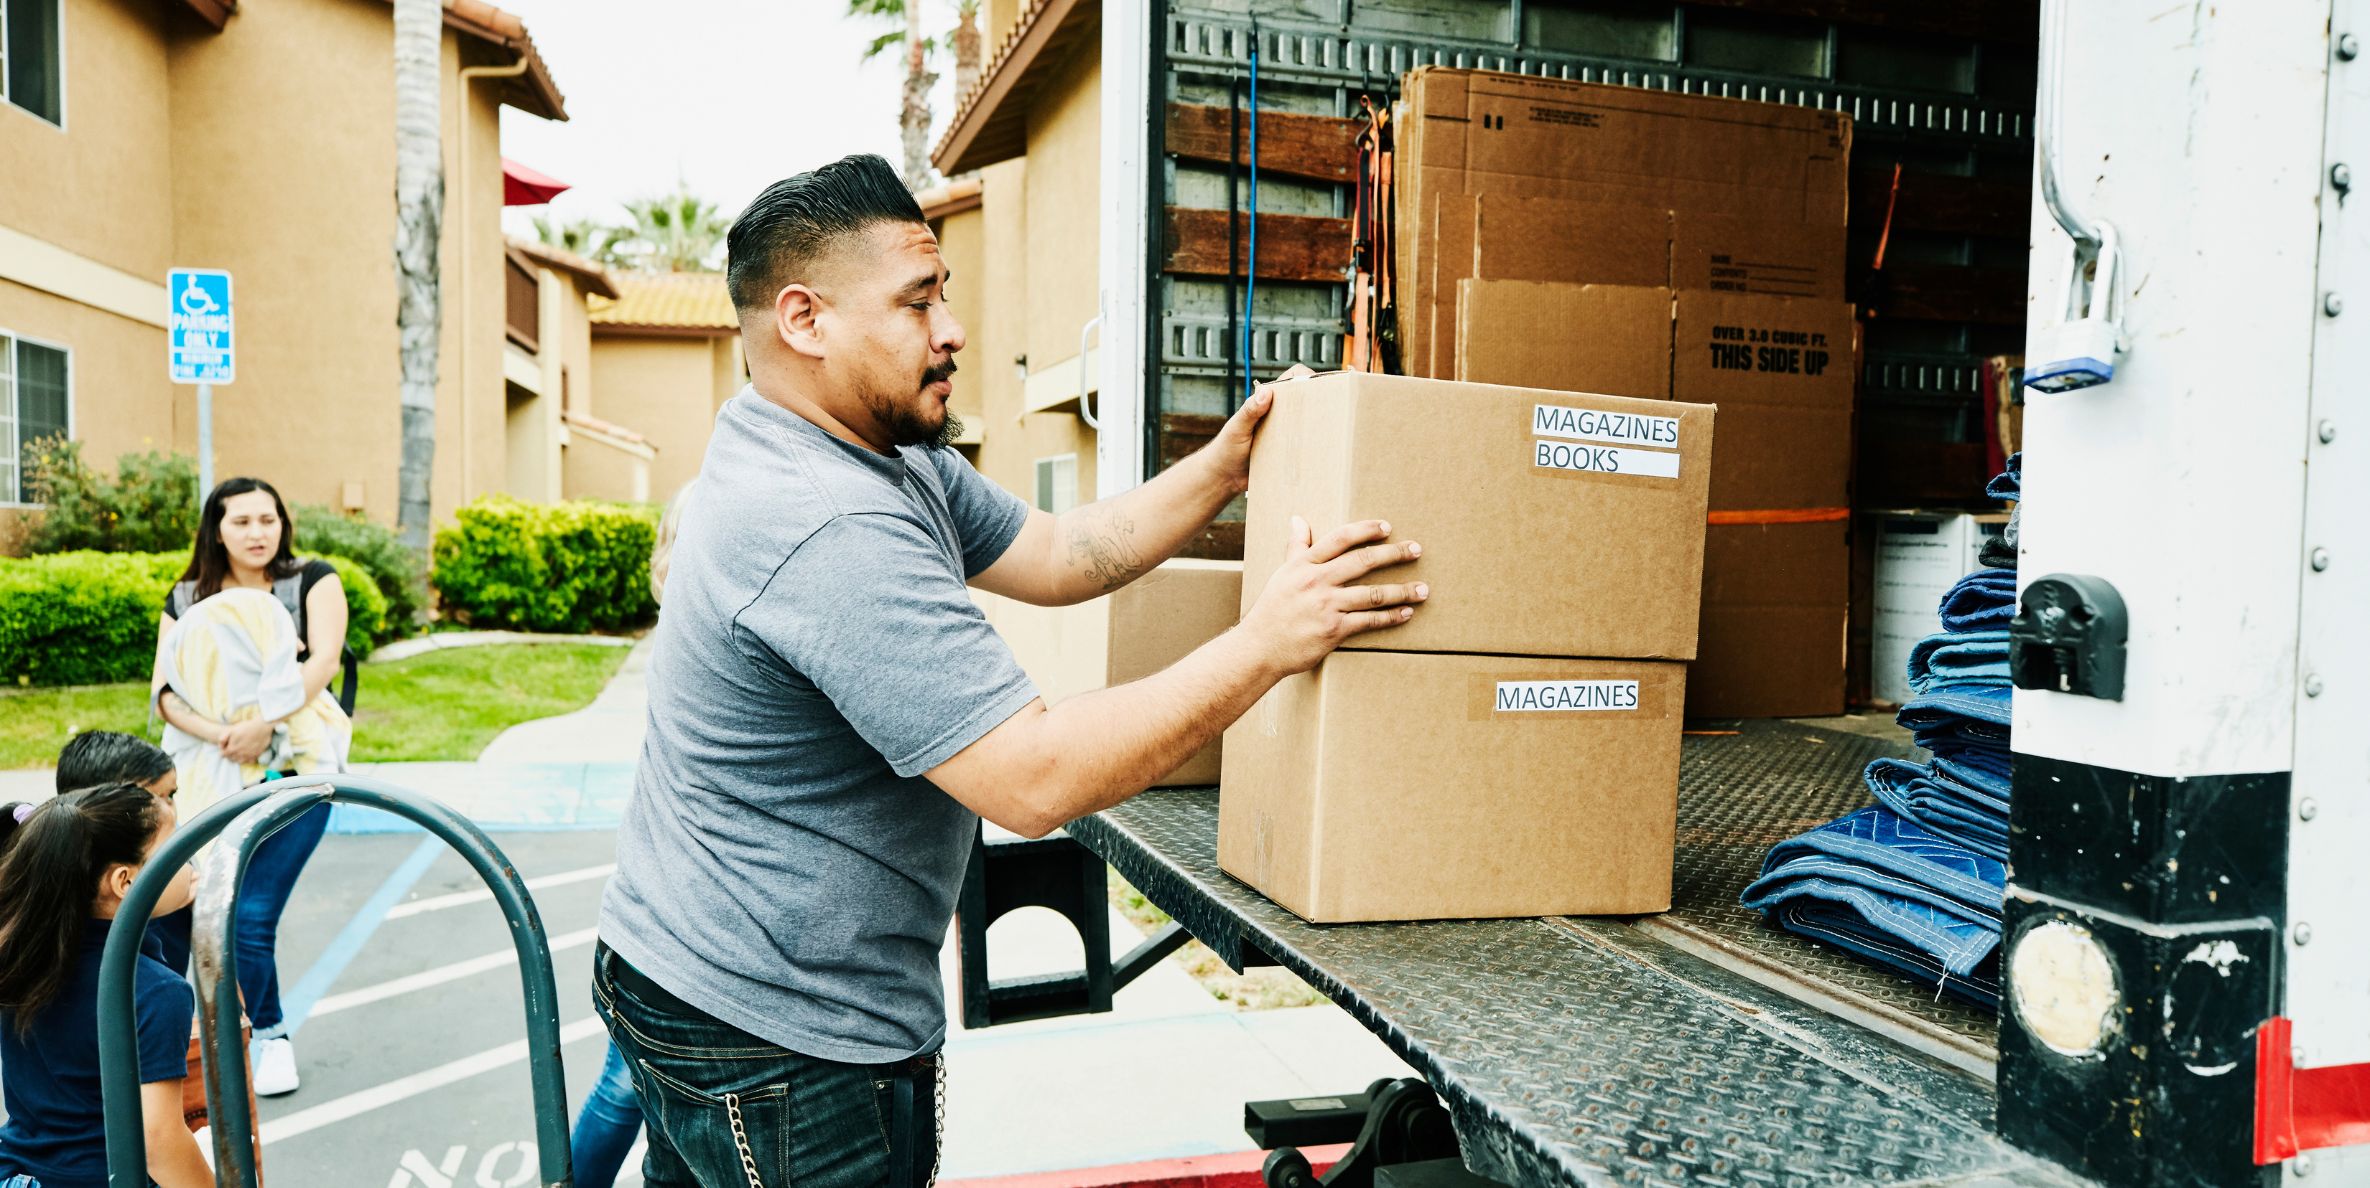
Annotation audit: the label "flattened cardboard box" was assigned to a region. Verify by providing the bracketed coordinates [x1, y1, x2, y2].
[1671, 290, 1856, 511]
[1396, 67, 1851, 376]
[1456, 281, 1672, 397]
[1689, 520, 1848, 718]
[1219, 651, 1685, 923]
[983, 560, 1242, 786]
[1239, 371, 1714, 661]
[1437, 197, 1668, 381]
[1406, 68, 1850, 223]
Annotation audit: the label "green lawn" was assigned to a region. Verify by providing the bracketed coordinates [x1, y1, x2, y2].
[0, 643, 632, 769]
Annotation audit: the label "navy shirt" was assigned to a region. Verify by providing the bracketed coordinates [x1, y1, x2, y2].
[0, 918, 196, 1188]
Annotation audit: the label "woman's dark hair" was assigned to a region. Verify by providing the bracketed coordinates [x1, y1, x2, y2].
[182, 476, 299, 602]
[0, 784, 171, 1026]
[56, 731, 174, 794]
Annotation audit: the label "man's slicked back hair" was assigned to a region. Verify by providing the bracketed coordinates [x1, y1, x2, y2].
[727, 154, 928, 314]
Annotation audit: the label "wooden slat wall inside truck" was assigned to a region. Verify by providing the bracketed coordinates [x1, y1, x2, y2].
[1147, 0, 2038, 555]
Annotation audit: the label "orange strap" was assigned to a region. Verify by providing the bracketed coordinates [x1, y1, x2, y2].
[1871, 162, 1903, 273]
[1707, 508, 1852, 526]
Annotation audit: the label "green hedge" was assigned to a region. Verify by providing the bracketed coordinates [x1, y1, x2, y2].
[295, 504, 427, 638]
[0, 552, 185, 687]
[0, 551, 388, 688]
[431, 496, 657, 634]
[320, 556, 388, 660]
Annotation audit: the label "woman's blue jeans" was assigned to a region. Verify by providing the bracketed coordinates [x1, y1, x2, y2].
[570, 1040, 645, 1188]
[237, 801, 331, 1035]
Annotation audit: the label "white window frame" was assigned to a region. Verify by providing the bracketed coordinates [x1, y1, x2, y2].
[1033, 452, 1078, 514]
[0, 327, 76, 508]
[0, 0, 69, 131]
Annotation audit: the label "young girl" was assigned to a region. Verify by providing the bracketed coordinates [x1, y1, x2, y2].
[0, 785, 210, 1188]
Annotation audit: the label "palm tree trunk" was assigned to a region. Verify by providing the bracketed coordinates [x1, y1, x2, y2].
[393, 0, 443, 550]
[954, 3, 982, 109]
[900, 1, 938, 188]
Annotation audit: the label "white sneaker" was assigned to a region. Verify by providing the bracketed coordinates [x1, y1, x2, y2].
[252, 1036, 300, 1097]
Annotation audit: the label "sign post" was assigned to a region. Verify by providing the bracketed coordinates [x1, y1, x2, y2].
[167, 269, 234, 499]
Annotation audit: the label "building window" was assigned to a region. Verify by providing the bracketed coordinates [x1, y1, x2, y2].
[1, 0, 64, 126]
[1033, 453, 1077, 514]
[0, 334, 71, 503]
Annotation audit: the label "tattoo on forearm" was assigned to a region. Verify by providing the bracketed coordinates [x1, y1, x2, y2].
[1067, 511, 1147, 592]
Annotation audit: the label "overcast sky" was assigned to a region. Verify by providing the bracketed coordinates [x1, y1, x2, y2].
[495, 0, 962, 236]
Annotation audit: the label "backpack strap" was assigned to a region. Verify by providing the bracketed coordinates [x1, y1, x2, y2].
[168, 580, 197, 619]
[275, 570, 309, 646]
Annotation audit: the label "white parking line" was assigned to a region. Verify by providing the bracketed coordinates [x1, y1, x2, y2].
[260, 1016, 609, 1146]
[305, 927, 601, 1020]
[384, 863, 616, 920]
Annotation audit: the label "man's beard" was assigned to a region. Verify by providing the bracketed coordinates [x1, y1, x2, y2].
[866, 360, 963, 449]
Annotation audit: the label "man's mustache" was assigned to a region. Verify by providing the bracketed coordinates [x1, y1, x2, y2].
[922, 361, 959, 388]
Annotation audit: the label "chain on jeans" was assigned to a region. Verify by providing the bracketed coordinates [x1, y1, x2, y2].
[928, 1052, 946, 1186]
[725, 1091, 768, 1188]
[714, 1059, 942, 1188]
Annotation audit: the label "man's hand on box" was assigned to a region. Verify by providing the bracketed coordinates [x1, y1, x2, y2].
[1205, 363, 1315, 495]
[1240, 516, 1427, 675]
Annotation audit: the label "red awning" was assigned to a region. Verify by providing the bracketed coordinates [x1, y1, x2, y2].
[503, 158, 572, 206]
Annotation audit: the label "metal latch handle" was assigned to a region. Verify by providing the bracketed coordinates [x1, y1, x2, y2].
[1078, 313, 1103, 431]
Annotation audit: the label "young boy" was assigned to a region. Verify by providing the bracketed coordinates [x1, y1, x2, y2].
[56, 733, 188, 971]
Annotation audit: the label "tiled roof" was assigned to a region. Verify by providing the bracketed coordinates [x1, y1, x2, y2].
[931, 0, 1097, 177]
[914, 176, 985, 221]
[170, 0, 566, 122]
[505, 237, 620, 299]
[588, 273, 738, 334]
[564, 411, 647, 445]
[439, 0, 568, 121]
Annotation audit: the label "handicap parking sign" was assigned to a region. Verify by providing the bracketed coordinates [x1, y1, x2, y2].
[169, 268, 234, 384]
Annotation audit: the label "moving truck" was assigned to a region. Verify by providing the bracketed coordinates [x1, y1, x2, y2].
[114, 7, 2369, 1187]
[938, 3, 2370, 1186]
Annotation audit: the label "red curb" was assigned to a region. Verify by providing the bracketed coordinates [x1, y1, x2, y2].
[938, 1144, 1349, 1188]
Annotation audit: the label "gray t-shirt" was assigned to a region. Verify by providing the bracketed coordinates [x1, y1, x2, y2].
[600, 387, 1037, 1063]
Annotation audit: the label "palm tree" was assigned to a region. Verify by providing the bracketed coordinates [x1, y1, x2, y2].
[530, 214, 628, 269]
[612, 189, 731, 273]
[952, 0, 982, 106]
[393, 0, 441, 550]
[847, 0, 941, 188]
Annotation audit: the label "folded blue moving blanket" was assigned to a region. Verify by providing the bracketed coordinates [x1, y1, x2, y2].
[1741, 806, 2007, 1008]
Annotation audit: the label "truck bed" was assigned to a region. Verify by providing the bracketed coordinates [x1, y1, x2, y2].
[1069, 720, 2085, 1187]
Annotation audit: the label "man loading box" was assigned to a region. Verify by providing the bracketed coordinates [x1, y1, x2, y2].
[592, 153, 1430, 1187]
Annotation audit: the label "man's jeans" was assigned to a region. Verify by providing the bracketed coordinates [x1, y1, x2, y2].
[591, 942, 940, 1188]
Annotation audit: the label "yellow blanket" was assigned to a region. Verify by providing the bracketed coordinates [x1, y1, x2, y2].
[160, 588, 350, 821]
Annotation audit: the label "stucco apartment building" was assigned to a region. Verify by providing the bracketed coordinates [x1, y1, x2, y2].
[581, 272, 747, 505]
[0, 0, 564, 529]
[925, 0, 1102, 517]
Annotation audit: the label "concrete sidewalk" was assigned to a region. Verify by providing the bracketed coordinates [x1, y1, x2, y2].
[449, 637, 1418, 1174]
[12, 634, 1418, 1176]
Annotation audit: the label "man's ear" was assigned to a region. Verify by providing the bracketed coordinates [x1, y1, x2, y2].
[776, 283, 828, 361]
